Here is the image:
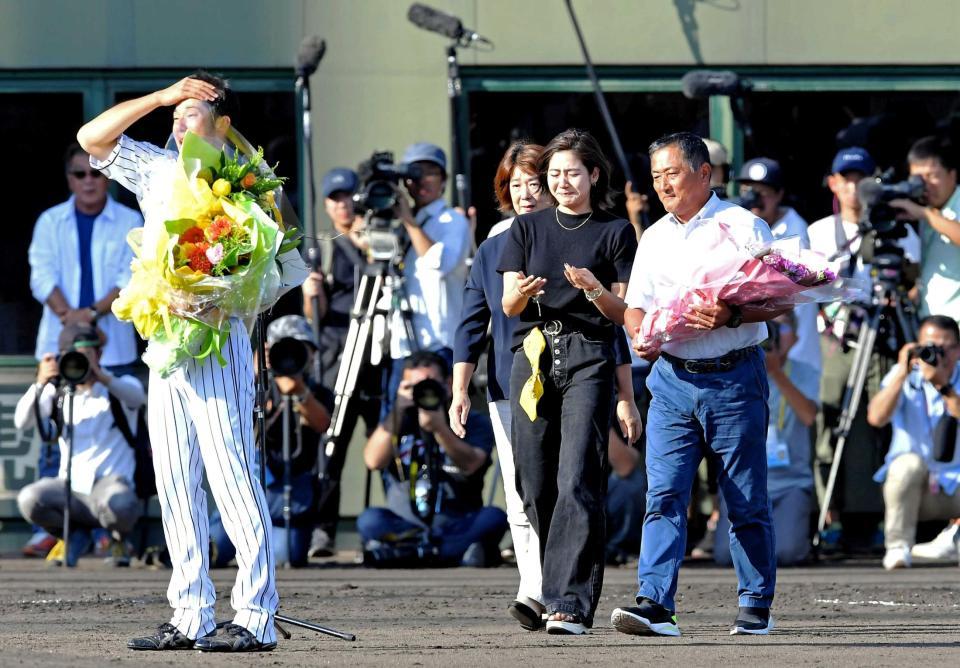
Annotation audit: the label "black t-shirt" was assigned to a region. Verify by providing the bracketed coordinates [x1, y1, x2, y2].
[322, 238, 365, 328]
[497, 207, 637, 349]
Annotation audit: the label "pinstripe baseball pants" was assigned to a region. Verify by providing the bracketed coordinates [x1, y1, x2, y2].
[147, 319, 278, 643]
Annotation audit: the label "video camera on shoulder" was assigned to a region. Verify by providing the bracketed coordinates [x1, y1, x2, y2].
[353, 151, 423, 262]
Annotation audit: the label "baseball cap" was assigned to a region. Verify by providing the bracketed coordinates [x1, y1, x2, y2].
[321, 167, 359, 199]
[831, 147, 876, 175]
[266, 315, 317, 348]
[58, 323, 105, 353]
[736, 157, 783, 189]
[402, 142, 447, 172]
[702, 138, 729, 166]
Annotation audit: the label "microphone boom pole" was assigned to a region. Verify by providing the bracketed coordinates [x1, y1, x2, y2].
[563, 0, 648, 227]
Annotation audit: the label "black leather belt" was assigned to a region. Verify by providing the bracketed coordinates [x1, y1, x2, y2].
[660, 346, 758, 374]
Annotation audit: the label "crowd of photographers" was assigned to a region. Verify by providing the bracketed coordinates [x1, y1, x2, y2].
[14, 128, 960, 580]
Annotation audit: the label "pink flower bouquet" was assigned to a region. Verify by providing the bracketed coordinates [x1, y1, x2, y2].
[635, 224, 866, 351]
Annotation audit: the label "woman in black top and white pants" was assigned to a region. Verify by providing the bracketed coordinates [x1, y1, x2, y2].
[498, 129, 638, 634]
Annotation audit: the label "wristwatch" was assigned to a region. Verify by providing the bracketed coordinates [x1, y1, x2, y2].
[938, 382, 955, 398]
[584, 286, 603, 302]
[725, 303, 743, 328]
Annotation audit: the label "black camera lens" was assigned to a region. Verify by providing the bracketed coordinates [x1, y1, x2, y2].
[412, 378, 446, 410]
[365, 181, 397, 213]
[916, 343, 944, 366]
[268, 337, 310, 377]
[58, 350, 91, 385]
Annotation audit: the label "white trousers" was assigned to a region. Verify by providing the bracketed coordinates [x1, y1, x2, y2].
[490, 400, 542, 605]
[148, 320, 277, 642]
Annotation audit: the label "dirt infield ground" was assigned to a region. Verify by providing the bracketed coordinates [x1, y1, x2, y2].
[1, 557, 959, 666]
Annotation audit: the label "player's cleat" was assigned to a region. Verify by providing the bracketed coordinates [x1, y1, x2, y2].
[883, 546, 912, 570]
[730, 606, 774, 635]
[611, 597, 681, 636]
[128, 623, 212, 650]
[194, 623, 277, 652]
[22, 532, 58, 558]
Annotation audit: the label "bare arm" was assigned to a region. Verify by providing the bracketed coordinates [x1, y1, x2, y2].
[77, 77, 219, 160]
[449, 361, 475, 439]
[502, 271, 546, 317]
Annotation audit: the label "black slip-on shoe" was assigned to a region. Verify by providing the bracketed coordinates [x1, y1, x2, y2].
[508, 600, 544, 630]
[127, 623, 209, 650]
[194, 623, 277, 652]
[730, 606, 775, 635]
[611, 597, 681, 637]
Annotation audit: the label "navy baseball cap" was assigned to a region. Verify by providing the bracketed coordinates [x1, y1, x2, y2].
[737, 157, 783, 190]
[831, 147, 876, 175]
[321, 167, 358, 199]
[402, 142, 447, 172]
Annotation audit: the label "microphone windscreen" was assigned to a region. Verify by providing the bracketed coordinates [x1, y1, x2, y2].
[407, 3, 463, 40]
[681, 70, 742, 99]
[296, 35, 326, 76]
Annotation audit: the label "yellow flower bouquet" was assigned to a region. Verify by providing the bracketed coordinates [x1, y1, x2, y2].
[113, 130, 301, 376]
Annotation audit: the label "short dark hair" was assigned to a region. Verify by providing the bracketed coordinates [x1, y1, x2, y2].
[648, 132, 711, 172]
[539, 129, 616, 210]
[919, 314, 960, 341]
[402, 350, 450, 379]
[190, 69, 240, 122]
[493, 141, 545, 214]
[63, 142, 87, 170]
[908, 135, 957, 172]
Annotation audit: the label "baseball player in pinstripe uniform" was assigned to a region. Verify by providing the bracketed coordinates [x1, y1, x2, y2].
[78, 72, 307, 652]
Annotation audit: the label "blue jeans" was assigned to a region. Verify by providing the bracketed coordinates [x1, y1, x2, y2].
[356, 505, 507, 563]
[380, 347, 454, 420]
[637, 348, 776, 611]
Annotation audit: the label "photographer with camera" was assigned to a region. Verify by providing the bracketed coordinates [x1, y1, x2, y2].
[14, 323, 145, 566]
[301, 167, 379, 558]
[808, 147, 921, 550]
[867, 315, 960, 570]
[359, 351, 507, 567]
[379, 142, 471, 417]
[209, 316, 332, 568]
[889, 136, 960, 322]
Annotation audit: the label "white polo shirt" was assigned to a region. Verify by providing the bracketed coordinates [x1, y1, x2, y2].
[625, 193, 773, 360]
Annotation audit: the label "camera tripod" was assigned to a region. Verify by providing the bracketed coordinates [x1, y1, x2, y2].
[322, 254, 418, 506]
[813, 279, 918, 547]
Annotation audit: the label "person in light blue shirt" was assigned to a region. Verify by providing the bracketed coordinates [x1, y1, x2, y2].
[867, 315, 960, 570]
[714, 312, 819, 566]
[889, 136, 960, 322]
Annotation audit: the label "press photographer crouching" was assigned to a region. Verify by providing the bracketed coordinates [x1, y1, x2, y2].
[359, 351, 507, 567]
[14, 324, 145, 566]
[867, 315, 960, 570]
[209, 316, 332, 568]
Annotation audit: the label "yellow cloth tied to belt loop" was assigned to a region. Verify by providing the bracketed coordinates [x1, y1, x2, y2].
[519, 327, 547, 421]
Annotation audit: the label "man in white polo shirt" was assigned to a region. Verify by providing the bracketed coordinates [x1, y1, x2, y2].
[611, 133, 784, 639]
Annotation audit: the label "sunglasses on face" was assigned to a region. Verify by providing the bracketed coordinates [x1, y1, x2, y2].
[68, 169, 105, 180]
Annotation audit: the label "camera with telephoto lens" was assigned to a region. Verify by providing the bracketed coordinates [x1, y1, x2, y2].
[411, 377, 447, 411]
[267, 337, 310, 377]
[56, 350, 92, 386]
[911, 343, 944, 366]
[353, 151, 423, 262]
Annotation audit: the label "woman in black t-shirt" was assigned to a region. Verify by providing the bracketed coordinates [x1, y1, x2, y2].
[498, 129, 638, 635]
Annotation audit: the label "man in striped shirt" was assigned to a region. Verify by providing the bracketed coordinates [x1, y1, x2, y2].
[77, 72, 289, 653]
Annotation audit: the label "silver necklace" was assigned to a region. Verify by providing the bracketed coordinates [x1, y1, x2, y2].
[555, 207, 593, 230]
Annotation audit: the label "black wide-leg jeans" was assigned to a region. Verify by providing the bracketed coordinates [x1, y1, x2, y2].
[509, 330, 615, 627]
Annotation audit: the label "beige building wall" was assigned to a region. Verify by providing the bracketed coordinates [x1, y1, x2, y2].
[3, 0, 958, 204]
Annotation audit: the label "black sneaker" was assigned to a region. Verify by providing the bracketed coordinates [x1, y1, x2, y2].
[194, 623, 277, 652]
[128, 623, 210, 650]
[611, 597, 680, 637]
[730, 606, 774, 635]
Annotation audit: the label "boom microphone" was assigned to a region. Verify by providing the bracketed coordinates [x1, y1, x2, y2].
[681, 70, 750, 99]
[295, 35, 326, 77]
[407, 3, 492, 46]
